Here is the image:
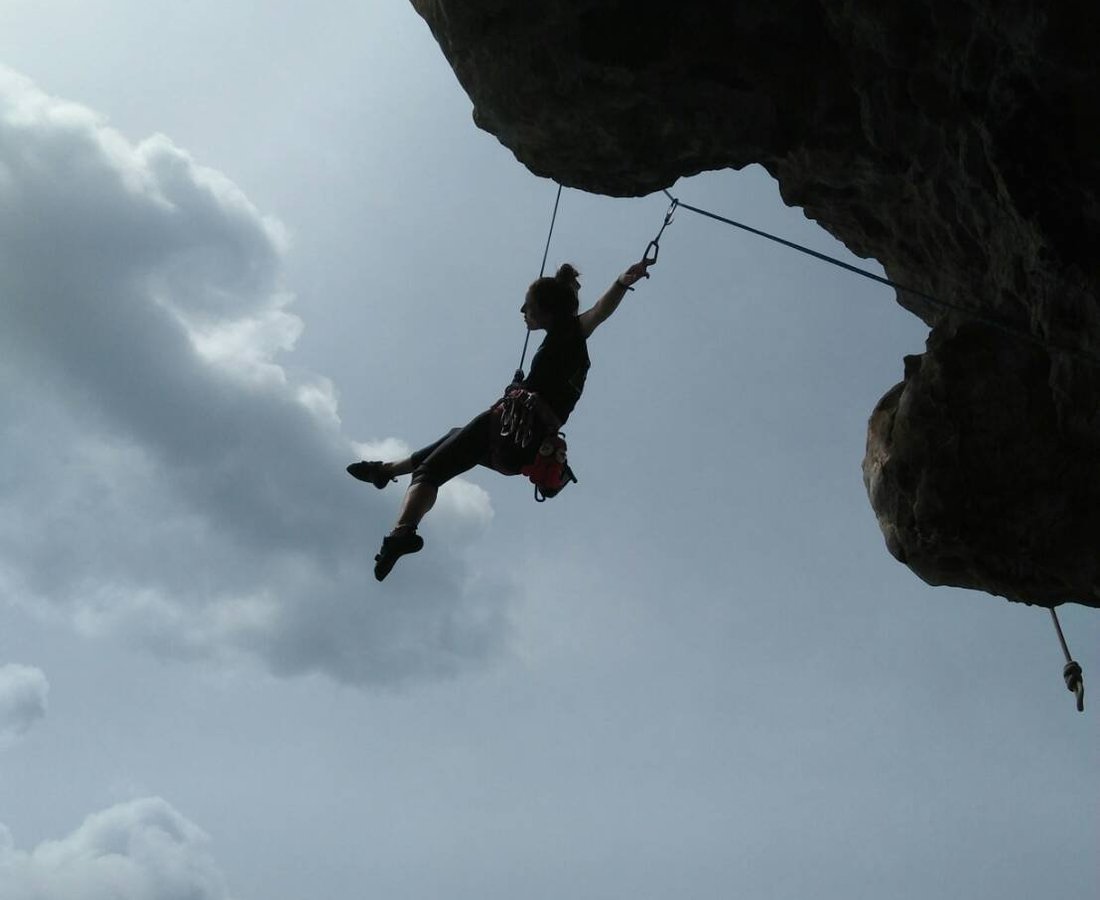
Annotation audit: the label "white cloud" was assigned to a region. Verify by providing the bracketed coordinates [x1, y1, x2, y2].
[0, 67, 512, 686]
[0, 798, 233, 900]
[0, 664, 48, 744]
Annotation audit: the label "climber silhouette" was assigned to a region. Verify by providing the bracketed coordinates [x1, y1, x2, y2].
[348, 257, 653, 581]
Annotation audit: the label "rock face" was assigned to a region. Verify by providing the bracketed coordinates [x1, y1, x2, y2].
[411, 0, 1100, 608]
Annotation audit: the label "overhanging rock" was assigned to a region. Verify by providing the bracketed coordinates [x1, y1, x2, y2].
[411, 0, 1100, 608]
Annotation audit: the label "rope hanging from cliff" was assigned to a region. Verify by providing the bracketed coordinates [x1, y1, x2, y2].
[1049, 607, 1085, 713]
[659, 189, 1100, 367]
[516, 182, 564, 379]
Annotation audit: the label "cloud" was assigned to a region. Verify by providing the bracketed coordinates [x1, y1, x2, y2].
[0, 798, 233, 900]
[0, 67, 511, 686]
[0, 664, 48, 744]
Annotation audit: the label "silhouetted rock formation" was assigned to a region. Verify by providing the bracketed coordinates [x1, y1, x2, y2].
[411, 0, 1100, 608]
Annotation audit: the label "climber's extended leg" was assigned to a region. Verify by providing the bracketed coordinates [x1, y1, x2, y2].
[347, 427, 462, 488]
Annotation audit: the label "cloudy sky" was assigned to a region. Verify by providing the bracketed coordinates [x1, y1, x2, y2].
[0, 3, 1095, 899]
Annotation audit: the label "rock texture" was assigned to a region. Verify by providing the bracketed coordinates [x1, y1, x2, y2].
[411, 0, 1100, 608]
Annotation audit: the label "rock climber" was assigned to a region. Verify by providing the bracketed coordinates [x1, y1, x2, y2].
[348, 256, 653, 580]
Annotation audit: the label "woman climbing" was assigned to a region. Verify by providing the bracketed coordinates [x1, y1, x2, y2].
[348, 256, 653, 581]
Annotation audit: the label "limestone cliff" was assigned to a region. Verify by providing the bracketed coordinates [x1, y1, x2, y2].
[411, 0, 1100, 608]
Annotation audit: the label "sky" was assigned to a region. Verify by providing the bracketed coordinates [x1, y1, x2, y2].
[0, 3, 1095, 899]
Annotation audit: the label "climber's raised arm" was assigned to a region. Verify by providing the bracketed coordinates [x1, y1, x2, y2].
[578, 258, 653, 339]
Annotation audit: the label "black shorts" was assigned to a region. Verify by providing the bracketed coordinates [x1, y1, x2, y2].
[410, 408, 538, 487]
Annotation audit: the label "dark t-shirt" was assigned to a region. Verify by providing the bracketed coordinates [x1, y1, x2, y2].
[522, 316, 590, 425]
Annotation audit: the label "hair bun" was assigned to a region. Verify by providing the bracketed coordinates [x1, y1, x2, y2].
[555, 263, 579, 283]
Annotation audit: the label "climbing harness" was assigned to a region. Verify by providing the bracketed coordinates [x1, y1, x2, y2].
[492, 386, 577, 500]
[1049, 607, 1085, 712]
[497, 387, 544, 449]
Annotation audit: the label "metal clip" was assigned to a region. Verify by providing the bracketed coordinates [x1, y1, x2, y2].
[638, 196, 679, 279]
[661, 196, 679, 228]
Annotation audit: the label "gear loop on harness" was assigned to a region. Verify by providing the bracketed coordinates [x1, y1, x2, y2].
[498, 389, 538, 449]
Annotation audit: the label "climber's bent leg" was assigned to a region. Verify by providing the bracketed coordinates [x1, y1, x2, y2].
[409, 412, 494, 490]
[348, 428, 464, 485]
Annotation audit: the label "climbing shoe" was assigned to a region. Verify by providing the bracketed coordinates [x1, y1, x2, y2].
[347, 460, 395, 489]
[373, 528, 424, 582]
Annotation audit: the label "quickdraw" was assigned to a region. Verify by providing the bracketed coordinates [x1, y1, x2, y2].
[497, 388, 540, 448]
[625, 196, 678, 291]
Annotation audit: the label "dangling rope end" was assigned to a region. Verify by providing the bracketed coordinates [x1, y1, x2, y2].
[1049, 607, 1085, 713]
[1064, 660, 1085, 713]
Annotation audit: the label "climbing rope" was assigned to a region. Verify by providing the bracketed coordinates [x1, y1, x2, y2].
[660, 188, 1100, 368]
[538, 183, 564, 280]
[509, 183, 1093, 712]
[652, 187, 1095, 712]
[1049, 607, 1085, 712]
[516, 182, 564, 379]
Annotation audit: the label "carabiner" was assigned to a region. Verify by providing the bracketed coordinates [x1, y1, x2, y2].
[641, 196, 678, 273]
[661, 197, 678, 229]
